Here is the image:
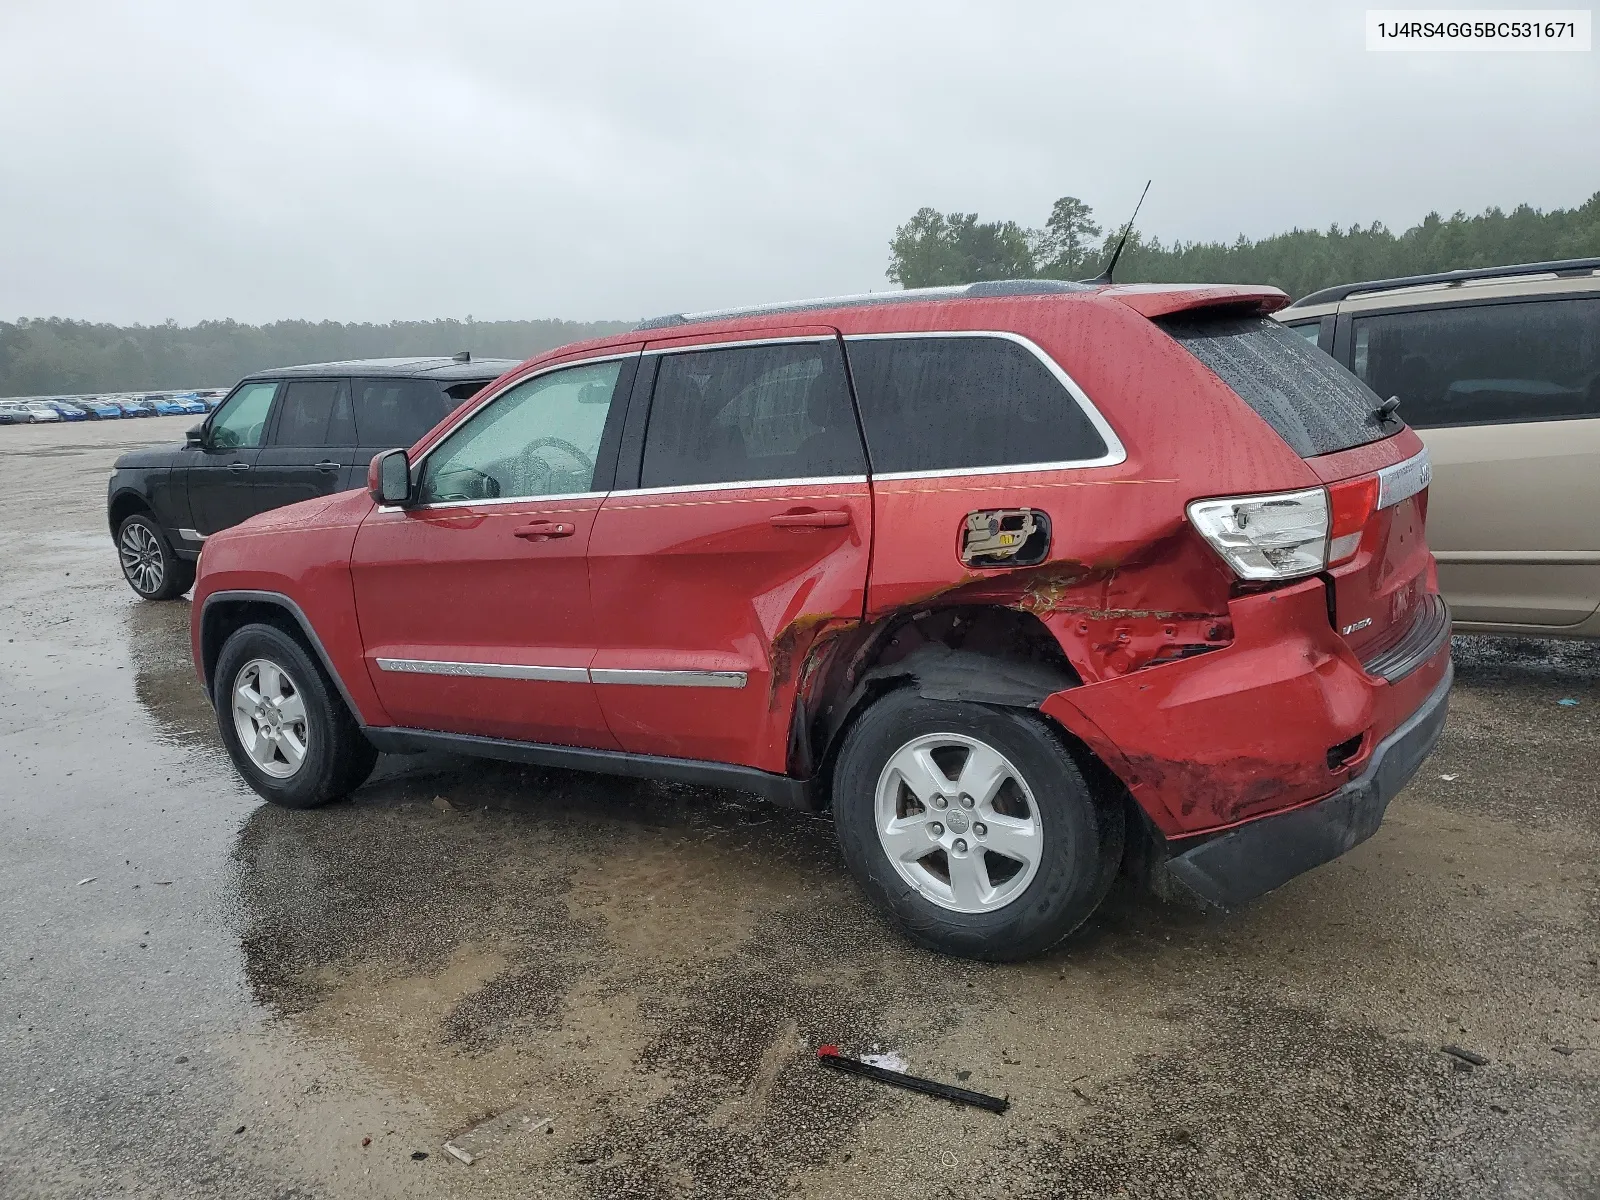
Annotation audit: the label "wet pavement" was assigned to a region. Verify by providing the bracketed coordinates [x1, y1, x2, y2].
[2, 417, 1597, 1199]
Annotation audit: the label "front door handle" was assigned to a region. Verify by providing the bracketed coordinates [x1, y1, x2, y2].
[227, 462, 251, 472]
[514, 520, 576, 541]
[769, 508, 850, 530]
[315, 460, 340, 473]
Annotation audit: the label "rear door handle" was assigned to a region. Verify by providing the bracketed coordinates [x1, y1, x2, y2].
[769, 509, 850, 529]
[514, 520, 576, 540]
[315, 460, 340, 473]
[227, 462, 251, 472]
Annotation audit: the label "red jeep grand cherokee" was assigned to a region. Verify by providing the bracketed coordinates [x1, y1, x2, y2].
[190, 280, 1451, 960]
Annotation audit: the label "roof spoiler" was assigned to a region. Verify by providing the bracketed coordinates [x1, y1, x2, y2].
[1101, 284, 1290, 319]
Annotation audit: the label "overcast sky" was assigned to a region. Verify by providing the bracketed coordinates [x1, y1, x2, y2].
[2, 1, 1596, 325]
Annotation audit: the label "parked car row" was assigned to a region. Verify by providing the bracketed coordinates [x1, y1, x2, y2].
[0, 389, 227, 424]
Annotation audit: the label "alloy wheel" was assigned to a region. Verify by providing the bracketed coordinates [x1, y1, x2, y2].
[874, 732, 1044, 913]
[232, 658, 310, 779]
[118, 522, 165, 595]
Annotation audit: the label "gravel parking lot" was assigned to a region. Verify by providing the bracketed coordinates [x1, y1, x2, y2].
[2, 417, 1597, 1199]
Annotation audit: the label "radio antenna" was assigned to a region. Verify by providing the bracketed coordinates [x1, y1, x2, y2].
[1082, 179, 1151, 285]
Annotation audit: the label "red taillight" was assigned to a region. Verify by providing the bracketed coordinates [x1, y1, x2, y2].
[1326, 474, 1379, 564]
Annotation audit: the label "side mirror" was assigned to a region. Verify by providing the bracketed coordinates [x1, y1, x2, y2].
[368, 448, 413, 506]
[185, 425, 206, 449]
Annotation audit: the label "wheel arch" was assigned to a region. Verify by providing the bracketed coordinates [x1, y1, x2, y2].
[200, 590, 363, 723]
[108, 488, 154, 536]
[797, 604, 1101, 806]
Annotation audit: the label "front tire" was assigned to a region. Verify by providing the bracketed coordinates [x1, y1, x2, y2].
[116, 512, 194, 601]
[832, 690, 1122, 961]
[214, 623, 377, 809]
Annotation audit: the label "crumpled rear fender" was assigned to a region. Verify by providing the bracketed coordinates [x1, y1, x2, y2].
[1041, 577, 1445, 838]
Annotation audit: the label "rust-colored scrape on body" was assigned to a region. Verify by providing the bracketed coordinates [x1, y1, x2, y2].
[1122, 751, 1332, 826]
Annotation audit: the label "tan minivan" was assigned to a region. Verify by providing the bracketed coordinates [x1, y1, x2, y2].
[1280, 258, 1600, 638]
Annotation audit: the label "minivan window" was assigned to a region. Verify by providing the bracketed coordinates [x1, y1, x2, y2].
[845, 335, 1107, 474]
[640, 341, 865, 488]
[1159, 314, 1388, 457]
[353, 378, 458, 447]
[417, 360, 623, 504]
[1352, 297, 1600, 428]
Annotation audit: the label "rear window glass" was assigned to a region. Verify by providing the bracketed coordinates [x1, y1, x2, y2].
[1353, 297, 1600, 428]
[845, 336, 1108, 474]
[1159, 314, 1388, 457]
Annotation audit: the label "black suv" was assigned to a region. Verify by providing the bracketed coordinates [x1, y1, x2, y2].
[108, 355, 516, 599]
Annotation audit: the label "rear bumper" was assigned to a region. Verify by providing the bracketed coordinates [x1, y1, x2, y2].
[1161, 659, 1452, 908]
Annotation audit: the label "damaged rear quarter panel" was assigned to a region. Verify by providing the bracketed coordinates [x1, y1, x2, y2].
[851, 296, 1321, 685]
[1042, 579, 1381, 836]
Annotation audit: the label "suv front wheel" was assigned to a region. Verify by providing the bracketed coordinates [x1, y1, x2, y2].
[117, 513, 194, 601]
[214, 623, 377, 808]
[832, 690, 1122, 961]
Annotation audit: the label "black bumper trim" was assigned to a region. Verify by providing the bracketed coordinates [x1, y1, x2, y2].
[1163, 659, 1453, 909]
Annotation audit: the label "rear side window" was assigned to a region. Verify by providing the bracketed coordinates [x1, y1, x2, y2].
[1353, 298, 1600, 428]
[272, 379, 354, 446]
[1160, 314, 1388, 457]
[641, 341, 866, 488]
[353, 378, 458, 447]
[844, 336, 1107, 474]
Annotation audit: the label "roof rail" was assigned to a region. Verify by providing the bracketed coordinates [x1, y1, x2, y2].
[633, 279, 1090, 332]
[1287, 257, 1600, 309]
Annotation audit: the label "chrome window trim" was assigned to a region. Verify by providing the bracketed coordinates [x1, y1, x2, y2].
[378, 489, 605, 515]
[590, 668, 748, 689]
[842, 329, 1127, 478]
[374, 658, 749, 689]
[619, 474, 868, 499]
[376, 658, 589, 683]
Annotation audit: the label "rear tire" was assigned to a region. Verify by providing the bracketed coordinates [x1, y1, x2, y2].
[214, 623, 377, 809]
[116, 512, 194, 601]
[832, 689, 1122, 961]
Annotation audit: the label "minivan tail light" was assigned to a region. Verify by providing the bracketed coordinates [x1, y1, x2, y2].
[1326, 474, 1380, 564]
[1186, 488, 1329, 581]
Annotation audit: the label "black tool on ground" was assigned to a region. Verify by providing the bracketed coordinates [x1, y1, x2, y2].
[816, 1046, 1009, 1113]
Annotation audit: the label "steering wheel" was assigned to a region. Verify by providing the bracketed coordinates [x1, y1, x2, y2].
[522, 437, 595, 491]
[525, 437, 595, 475]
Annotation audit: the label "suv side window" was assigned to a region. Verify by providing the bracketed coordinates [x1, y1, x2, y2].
[271, 379, 355, 446]
[417, 360, 624, 504]
[640, 340, 865, 489]
[353, 378, 458, 448]
[845, 335, 1107, 474]
[208, 381, 279, 449]
[1353, 297, 1600, 428]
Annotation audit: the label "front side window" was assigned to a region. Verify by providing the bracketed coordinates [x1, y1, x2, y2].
[209, 381, 278, 449]
[272, 379, 354, 446]
[845, 335, 1107, 474]
[640, 341, 866, 489]
[417, 360, 624, 504]
[1353, 297, 1600, 428]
